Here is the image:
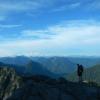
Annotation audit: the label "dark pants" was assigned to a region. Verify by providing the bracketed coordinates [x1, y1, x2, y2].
[78, 75, 83, 83]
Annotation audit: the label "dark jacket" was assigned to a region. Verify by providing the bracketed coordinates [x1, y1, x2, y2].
[77, 65, 84, 76]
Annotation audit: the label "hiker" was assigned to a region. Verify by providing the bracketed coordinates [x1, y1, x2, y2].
[77, 64, 84, 83]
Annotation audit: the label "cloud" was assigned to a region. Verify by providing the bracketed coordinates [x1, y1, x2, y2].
[50, 20, 100, 46]
[52, 2, 81, 12]
[0, 1, 41, 12]
[21, 19, 100, 46]
[0, 0, 68, 21]
[69, 2, 81, 8]
[0, 16, 6, 21]
[0, 0, 89, 14]
[0, 0, 99, 21]
[52, 0, 100, 12]
[0, 0, 59, 13]
[0, 24, 22, 28]
[21, 29, 56, 40]
[0, 0, 99, 16]
[80, 0, 100, 11]
[0, 19, 100, 56]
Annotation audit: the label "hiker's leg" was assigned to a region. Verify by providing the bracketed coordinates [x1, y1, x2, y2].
[79, 76, 81, 83]
[79, 76, 82, 83]
[80, 76, 82, 82]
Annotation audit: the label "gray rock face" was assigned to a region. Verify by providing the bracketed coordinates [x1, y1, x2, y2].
[0, 67, 22, 100]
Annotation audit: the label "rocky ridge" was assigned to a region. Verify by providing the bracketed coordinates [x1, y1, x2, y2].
[0, 67, 100, 100]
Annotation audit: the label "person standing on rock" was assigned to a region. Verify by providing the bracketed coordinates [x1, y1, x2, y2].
[77, 64, 84, 83]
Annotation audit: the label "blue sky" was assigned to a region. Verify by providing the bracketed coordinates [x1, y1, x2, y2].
[0, 0, 100, 56]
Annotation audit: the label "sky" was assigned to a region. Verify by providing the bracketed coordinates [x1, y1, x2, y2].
[0, 0, 100, 57]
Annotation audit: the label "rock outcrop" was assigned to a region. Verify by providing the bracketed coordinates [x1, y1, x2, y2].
[7, 77, 100, 100]
[0, 67, 23, 100]
[0, 67, 100, 100]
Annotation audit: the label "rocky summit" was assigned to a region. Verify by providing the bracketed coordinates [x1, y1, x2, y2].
[0, 67, 100, 100]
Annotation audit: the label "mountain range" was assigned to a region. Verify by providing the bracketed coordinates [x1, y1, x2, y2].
[0, 56, 100, 76]
[0, 60, 56, 78]
[0, 56, 100, 100]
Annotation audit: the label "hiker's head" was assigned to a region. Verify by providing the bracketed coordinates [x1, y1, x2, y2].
[80, 65, 83, 68]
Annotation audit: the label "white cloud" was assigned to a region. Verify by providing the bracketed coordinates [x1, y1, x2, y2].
[22, 30, 48, 36]
[0, 0, 99, 16]
[52, 2, 81, 12]
[81, 0, 100, 11]
[0, 0, 90, 15]
[0, 19, 100, 56]
[21, 29, 56, 40]
[0, 24, 22, 28]
[0, 0, 59, 13]
[51, 0, 100, 12]
[21, 19, 100, 46]
[52, 5, 67, 12]
[0, 0, 60, 20]
[0, 1, 41, 12]
[0, 16, 6, 21]
[69, 2, 81, 8]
